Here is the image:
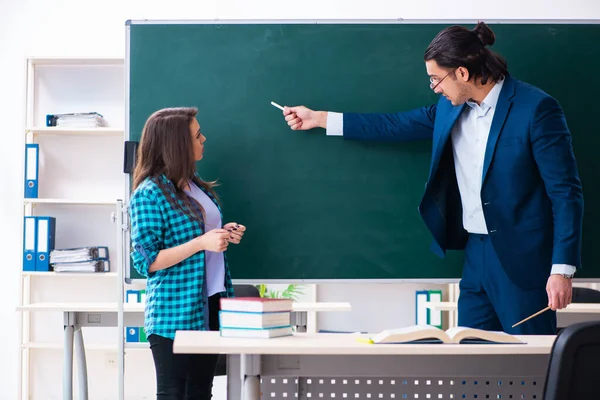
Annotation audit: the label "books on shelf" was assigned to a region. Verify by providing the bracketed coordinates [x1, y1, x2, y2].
[219, 297, 293, 339]
[365, 325, 525, 345]
[46, 112, 107, 128]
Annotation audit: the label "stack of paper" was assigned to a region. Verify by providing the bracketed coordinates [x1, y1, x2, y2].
[46, 112, 108, 128]
[218, 297, 294, 338]
[53, 260, 109, 273]
[50, 246, 109, 273]
[50, 246, 108, 263]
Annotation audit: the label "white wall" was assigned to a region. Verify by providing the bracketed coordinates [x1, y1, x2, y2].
[1, 1, 599, 399]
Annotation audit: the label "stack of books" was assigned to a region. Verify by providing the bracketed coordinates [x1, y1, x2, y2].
[219, 297, 294, 338]
[49, 246, 110, 273]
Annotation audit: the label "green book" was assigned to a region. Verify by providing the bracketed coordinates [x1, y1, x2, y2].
[139, 326, 148, 343]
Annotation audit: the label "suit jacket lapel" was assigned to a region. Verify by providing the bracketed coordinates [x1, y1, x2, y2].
[429, 104, 466, 179]
[481, 76, 516, 185]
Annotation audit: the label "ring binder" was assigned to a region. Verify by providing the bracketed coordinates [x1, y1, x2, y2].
[35, 217, 56, 271]
[24, 144, 39, 198]
[23, 217, 37, 271]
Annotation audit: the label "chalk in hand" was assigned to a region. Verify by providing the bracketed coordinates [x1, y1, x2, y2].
[270, 101, 285, 111]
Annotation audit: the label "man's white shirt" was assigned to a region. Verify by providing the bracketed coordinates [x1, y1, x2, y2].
[324, 82, 575, 276]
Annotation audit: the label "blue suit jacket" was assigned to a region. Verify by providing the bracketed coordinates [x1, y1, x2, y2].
[343, 75, 583, 289]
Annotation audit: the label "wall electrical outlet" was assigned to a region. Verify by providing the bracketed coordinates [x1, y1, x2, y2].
[104, 351, 118, 369]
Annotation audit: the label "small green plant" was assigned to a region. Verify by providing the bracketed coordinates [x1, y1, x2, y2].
[255, 284, 305, 301]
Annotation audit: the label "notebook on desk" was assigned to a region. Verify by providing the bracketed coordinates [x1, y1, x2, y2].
[363, 325, 525, 345]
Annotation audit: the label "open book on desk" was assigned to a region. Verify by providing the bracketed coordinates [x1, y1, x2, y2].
[365, 325, 524, 344]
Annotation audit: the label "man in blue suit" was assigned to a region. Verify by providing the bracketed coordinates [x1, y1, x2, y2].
[282, 22, 583, 335]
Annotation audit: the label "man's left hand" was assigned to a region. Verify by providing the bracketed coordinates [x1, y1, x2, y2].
[546, 274, 573, 311]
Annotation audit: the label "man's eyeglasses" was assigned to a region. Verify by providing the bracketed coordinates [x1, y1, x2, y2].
[429, 69, 456, 90]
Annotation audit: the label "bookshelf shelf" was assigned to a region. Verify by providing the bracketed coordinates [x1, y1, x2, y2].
[24, 198, 118, 205]
[22, 272, 118, 278]
[18, 302, 144, 313]
[22, 342, 149, 350]
[28, 57, 124, 66]
[124, 342, 150, 349]
[26, 127, 124, 136]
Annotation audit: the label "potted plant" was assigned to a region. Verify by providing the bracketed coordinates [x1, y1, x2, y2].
[255, 283, 305, 301]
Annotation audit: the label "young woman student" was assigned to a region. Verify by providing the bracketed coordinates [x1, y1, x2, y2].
[129, 107, 246, 399]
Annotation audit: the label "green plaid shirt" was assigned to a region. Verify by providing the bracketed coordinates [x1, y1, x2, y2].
[129, 174, 234, 340]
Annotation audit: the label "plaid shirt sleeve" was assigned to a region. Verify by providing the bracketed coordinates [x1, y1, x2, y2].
[129, 188, 164, 277]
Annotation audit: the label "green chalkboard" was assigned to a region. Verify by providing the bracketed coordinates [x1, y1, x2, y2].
[127, 21, 600, 281]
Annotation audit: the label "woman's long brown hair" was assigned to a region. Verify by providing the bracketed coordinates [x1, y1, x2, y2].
[132, 107, 218, 224]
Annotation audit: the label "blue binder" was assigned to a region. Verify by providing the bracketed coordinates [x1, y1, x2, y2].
[126, 290, 140, 303]
[35, 217, 56, 271]
[24, 144, 39, 198]
[415, 290, 429, 325]
[126, 290, 141, 342]
[126, 327, 139, 342]
[23, 217, 37, 271]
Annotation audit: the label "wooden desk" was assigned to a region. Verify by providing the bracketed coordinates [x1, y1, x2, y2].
[174, 331, 555, 400]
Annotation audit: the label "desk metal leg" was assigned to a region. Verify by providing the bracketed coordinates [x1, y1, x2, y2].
[74, 327, 88, 400]
[292, 311, 308, 398]
[297, 376, 309, 400]
[227, 355, 241, 400]
[63, 312, 75, 400]
[240, 354, 261, 400]
[291, 311, 308, 332]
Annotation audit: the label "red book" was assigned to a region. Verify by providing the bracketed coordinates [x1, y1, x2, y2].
[220, 297, 293, 313]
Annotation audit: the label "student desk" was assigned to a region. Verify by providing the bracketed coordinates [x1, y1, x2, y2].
[173, 331, 556, 400]
[17, 301, 350, 400]
[16, 302, 145, 400]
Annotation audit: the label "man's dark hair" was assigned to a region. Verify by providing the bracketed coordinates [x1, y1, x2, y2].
[424, 22, 508, 85]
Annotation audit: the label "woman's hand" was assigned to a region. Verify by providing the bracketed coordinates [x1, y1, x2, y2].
[223, 223, 246, 244]
[196, 229, 231, 252]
